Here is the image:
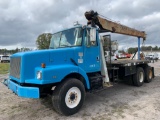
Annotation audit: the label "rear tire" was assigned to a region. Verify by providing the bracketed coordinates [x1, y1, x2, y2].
[124, 75, 134, 85]
[52, 78, 85, 116]
[133, 67, 144, 86]
[144, 66, 153, 83]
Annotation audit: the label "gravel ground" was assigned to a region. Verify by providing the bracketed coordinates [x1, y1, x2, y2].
[0, 61, 160, 120]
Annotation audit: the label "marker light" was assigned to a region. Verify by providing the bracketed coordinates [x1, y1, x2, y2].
[41, 63, 46, 68]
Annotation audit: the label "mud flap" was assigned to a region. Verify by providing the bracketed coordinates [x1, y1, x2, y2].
[152, 67, 155, 78]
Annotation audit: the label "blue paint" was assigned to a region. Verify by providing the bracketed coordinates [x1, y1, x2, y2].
[10, 47, 91, 89]
[6, 26, 101, 98]
[83, 29, 100, 72]
[138, 37, 141, 60]
[78, 67, 90, 89]
[8, 79, 39, 98]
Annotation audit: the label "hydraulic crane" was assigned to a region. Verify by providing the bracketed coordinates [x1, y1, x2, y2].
[85, 10, 146, 60]
[85, 10, 146, 39]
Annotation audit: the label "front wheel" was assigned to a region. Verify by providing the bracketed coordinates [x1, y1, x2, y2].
[52, 78, 85, 116]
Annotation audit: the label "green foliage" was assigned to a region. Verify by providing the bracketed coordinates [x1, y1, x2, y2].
[128, 47, 137, 54]
[0, 47, 32, 55]
[36, 33, 52, 49]
[141, 45, 160, 51]
[0, 48, 15, 55]
[118, 50, 125, 54]
[128, 46, 160, 54]
[0, 63, 9, 74]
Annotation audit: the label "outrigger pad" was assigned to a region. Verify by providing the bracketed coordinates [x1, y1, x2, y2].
[103, 82, 113, 87]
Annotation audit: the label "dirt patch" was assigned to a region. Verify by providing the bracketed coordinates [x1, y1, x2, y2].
[0, 61, 160, 120]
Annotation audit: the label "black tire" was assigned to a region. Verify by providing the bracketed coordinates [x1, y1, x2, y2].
[144, 66, 153, 83]
[133, 67, 144, 87]
[124, 75, 134, 85]
[52, 78, 85, 116]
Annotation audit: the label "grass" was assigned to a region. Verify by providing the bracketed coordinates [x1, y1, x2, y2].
[0, 63, 10, 74]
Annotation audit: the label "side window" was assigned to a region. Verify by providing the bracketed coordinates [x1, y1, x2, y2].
[74, 28, 82, 46]
[85, 29, 97, 46]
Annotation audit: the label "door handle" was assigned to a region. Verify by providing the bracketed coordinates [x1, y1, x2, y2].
[97, 56, 100, 61]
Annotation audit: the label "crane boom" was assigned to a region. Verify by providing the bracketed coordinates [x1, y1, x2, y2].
[85, 10, 146, 40]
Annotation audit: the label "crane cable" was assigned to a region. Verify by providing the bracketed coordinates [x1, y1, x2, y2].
[141, 39, 146, 59]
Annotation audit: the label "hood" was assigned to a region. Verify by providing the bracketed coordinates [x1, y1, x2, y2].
[10, 48, 74, 83]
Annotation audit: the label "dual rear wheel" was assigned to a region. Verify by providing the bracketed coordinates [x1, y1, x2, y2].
[133, 66, 153, 87]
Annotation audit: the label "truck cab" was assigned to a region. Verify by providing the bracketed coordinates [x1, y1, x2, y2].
[4, 24, 154, 115]
[6, 25, 104, 115]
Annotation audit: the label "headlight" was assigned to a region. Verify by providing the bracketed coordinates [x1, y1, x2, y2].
[37, 71, 42, 80]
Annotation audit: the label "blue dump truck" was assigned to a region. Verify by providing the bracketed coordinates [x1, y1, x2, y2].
[4, 10, 154, 115]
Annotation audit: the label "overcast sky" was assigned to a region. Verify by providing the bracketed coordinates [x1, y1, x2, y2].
[0, 0, 160, 50]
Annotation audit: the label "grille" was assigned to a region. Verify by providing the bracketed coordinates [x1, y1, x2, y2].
[10, 57, 21, 79]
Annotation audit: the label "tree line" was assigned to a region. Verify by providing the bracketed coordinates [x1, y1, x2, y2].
[0, 47, 32, 55]
[128, 46, 160, 54]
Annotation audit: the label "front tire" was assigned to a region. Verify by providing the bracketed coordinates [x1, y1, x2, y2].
[52, 78, 85, 116]
[133, 67, 144, 86]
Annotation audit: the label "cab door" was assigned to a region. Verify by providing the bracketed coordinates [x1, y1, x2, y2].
[83, 28, 100, 72]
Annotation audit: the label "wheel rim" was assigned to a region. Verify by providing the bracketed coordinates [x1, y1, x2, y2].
[149, 70, 152, 79]
[65, 87, 81, 108]
[139, 72, 144, 83]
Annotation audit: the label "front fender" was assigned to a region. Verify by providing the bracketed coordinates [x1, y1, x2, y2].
[78, 67, 90, 89]
[25, 65, 90, 89]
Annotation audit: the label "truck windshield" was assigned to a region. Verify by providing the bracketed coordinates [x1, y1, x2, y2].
[49, 27, 82, 49]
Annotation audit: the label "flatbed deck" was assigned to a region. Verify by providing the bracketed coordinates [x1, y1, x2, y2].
[107, 59, 151, 79]
[108, 59, 150, 67]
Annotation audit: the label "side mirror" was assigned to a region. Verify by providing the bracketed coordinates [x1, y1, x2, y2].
[90, 28, 96, 42]
[86, 28, 96, 47]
